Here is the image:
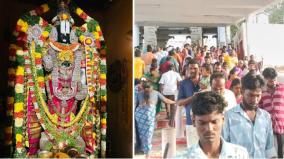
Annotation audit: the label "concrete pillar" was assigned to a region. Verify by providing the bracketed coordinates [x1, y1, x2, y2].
[217, 27, 226, 47]
[190, 27, 202, 45]
[242, 21, 248, 57]
[245, 14, 256, 57]
[162, 128, 176, 158]
[175, 106, 185, 138]
[226, 25, 231, 44]
[143, 26, 158, 52]
[133, 24, 140, 47]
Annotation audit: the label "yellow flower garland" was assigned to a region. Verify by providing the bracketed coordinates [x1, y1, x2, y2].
[14, 103, 24, 113]
[16, 134, 23, 142]
[15, 66, 24, 76]
[9, 3, 108, 156]
[30, 41, 89, 128]
[41, 31, 49, 38]
[17, 19, 29, 33]
[37, 89, 89, 127]
[75, 8, 83, 16]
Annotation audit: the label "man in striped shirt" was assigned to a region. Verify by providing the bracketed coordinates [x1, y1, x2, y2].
[260, 67, 284, 158]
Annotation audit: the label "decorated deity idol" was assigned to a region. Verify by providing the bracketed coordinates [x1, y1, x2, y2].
[5, 0, 107, 157]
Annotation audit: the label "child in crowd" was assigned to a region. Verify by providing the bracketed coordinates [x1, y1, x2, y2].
[200, 64, 212, 90]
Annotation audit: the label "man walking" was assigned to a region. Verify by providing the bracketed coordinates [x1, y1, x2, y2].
[260, 67, 284, 158]
[222, 73, 277, 158]
[159, 64, 182, 126]
[209, 72, 237, 111]
[178, 91, 249, 158]
[177, 59, 200, 147]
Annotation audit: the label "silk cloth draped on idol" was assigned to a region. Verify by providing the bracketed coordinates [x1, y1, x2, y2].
[5, 0, 107, 157]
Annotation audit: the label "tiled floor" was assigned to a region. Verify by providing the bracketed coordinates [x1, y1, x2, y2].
[134, 111, 188, 158]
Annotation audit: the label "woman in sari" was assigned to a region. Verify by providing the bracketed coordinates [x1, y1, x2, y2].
[135, 81, 175, 158]
[143, 60, 163, 115]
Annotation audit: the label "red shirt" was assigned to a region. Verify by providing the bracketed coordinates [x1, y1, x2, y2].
[159, 61, 172, 74]
[260, 83, 284, 134]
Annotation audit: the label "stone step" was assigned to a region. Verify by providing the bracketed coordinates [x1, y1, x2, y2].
[156, 117, 187, 129]
[152, 138, 187, 146]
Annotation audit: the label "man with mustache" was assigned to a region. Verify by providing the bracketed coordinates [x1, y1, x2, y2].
[259, 67, 284, 158]
[209, 72, 237, 112]
[177, 59, 200, 147]
[242, 59, 260, 76]
[222, 73, 277, 158]
[178, 91, 249, 158]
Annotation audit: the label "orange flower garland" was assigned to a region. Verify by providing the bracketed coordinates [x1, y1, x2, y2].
[7, 2, 108, 157]
[8, 5, 50, 156]
[73, 4, 107, 156]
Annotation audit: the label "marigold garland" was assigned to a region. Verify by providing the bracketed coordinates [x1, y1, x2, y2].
[30, 41, 89, 127]
[26, 43, 90, 153]
[9, 5, 51, 156]
[7, 2, 108, 157]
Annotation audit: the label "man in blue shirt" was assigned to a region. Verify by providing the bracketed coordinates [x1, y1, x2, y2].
[222, 73, 277, 158]
[177, 59, 200, 148]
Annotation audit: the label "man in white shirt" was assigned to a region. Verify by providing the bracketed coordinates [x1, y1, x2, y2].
[177, 91, 249, 158]
[159, 64, 182, 126]
[242, 60, 260, 77]
[161, 47, 168, 57]
[209, 72, 237, 111]
[154, 47, 165, 67]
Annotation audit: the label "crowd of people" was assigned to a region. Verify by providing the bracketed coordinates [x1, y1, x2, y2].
[134, 43, 283, 158]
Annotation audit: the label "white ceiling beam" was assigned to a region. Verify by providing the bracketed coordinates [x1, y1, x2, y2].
[135, 0, 278, 26]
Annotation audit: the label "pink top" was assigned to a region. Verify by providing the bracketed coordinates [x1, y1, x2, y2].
[225, 80, 232, 89]
[236, 96, 242, 104]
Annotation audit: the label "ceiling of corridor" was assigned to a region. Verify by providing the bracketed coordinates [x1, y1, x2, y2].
[135, 0, 281, 27]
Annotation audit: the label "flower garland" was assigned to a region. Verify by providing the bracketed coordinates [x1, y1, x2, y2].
[27, 41, 91, 153]
[31, 41, 89, 128]
[14, 49, 28, 157]
[7, 4, 50, 156]
[75, 7, 93, 23]
[78, 33, 102, 156]
[6, 28, 24, 157]
[14, 21, 51, 158]
[8, 2, 108, 157]
[74, 4, 107, 156]
[6, 45, 17, 128]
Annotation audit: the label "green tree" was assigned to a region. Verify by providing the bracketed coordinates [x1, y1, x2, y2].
[265, 1, 284, 24]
